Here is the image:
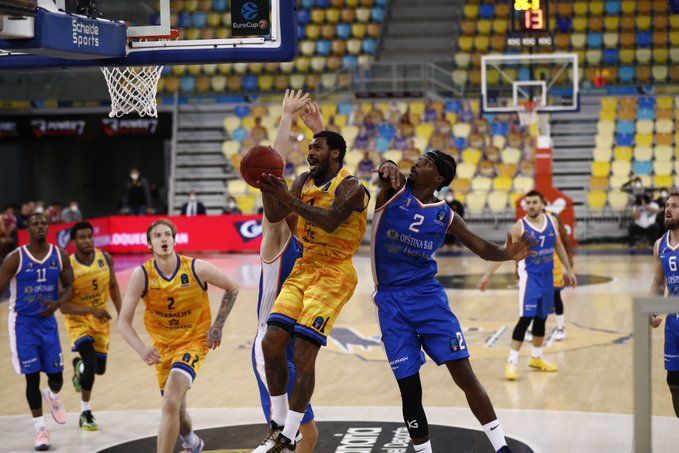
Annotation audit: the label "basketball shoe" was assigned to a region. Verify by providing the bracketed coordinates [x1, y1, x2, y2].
[183, 435, 205, 453]
[265, 434, 296, 453]
[505, 362, 518, 381]
[34, 427, 50, 451]
[554, 328, 567, 341]
[529, 357, 558, 372]
[253, 422, 284, 452]
[79, 410, 98, 431]
[42, 389, 67, 424]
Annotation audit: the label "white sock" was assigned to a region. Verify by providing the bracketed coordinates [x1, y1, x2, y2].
[33, 416, 45, 432]
[81, 401, 91, 412]
[556, 314, 565, 330]
[482, 420, 507, 451]
[48, 390, 59, 400]
[413, 440, 432, 452]
[281, 410, 305, 443]
[270, 394, 289, 427]
[180, 431, 198, 447]
[531, 346, 543, 358]
[508, 349, 519, 365]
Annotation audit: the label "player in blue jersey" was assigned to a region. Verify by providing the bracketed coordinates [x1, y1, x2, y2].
[0, 213, 74, 451]
[253, 90, 318, 453]
[478, 191, 576, 381]
[650, 191, 679, 417]
[373, 153, 536, 453]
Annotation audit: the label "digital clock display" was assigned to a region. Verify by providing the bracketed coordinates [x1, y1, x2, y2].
[512, 0, 549, 32]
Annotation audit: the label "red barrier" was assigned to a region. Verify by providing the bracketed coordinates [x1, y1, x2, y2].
[19, 215, 263, 253]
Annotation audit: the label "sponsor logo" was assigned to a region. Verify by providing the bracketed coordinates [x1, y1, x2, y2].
[386, 229, 399, 241]
[31, 119, 86, 137]
[101, 118, 158, 136]
[312, 316, 325, 331]
[450, 337, 460, 352]
[236, 219, 262, 242]
[111, 232, 189, 246]
[180, 273, 190, 286]
[98, 259, 104, 267]
[241, 2, 259, 20]
[435, 208, 447, 224]
[57, 230, 71, 248]
[0, 121, 18, 138]
[72, 18, 100, 48]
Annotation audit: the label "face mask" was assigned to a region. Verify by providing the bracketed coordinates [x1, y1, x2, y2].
[35, 207, 44, 214]
[189, 195, 196, 202]
[70, 203, 78, 209]
[661, 192, 668, 198]
[228, 202, 237, 209]
[445, 195, 454, 203]
[130, 172, 139, 180]
[635, 182, 641, 187]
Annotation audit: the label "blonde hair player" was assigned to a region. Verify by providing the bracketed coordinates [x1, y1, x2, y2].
[478, 191, 576, 381]
[251, 90, 320, 452]
[118, 219, 240, 453]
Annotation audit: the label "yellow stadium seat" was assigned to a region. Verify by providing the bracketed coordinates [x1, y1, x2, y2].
[586, 50, 602, 65]
[221, 140, 240, 157]
[611, 160, 632, 177]
[635, 133, 654, 148]
[455, 53, 471, 68]
[601, 97, 618, 111]
[235, 194, 257, 213]
[621, 0, 636, 14]
[488, 191, 509, 213]
[463, 4, 478, 18]
[210, 75, 226, 92]
[636, 48, 652, 64]
[608, 190, 629, 211]
[451, 70, 467, 87]
[453, 122, 472, 138]
[637, 15, 652, 31]
[508, 191, 522, 209]
[493, 176, 513, 191]
[609, 175, 627, 189]
[458, 36, 473, 52]
[501, 147, 522, 165]
[593, 147, 613, 162]
[474, 36, 490, 51]
[571, 33, 586, 49]
[655, 145, 673, 162]
[597, 119, 616, 134]
[619, 49, 635, 65]
[573, 17, 588, 32]
[462, 148, 482, 165]
[224, 116, 240, 134]
[614, 146, 633, 161]
[590, 176, 610, 190]
[604, 16, 619, 31]
[633, 146, 653, 161]
[471, 176, 492, 192]
[513, 176, 534, 193]
[383, 150, 403, 163]
[654, 161, 673, 176]
[636, 119, 654, 134]
[492, 19, 508, 34]
[654, 49, 669, 64]
[456, 163, 477, 180]
[342, 125, 359, 145]
[227, 179, 248, 195]
[466, 191, 487, 215]
[592, 161, 611, 177]
[595, 134, 614, 149]
[655, 175, 673, 188]
[587, 190, 607, 211]
[477, 20, 492, 34]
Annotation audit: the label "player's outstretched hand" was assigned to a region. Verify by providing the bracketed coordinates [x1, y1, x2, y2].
[258, 173, 291, 202]
[374, 161, 402, 190]
[505, 231, 538, 261]
[91, 308, 112, 321]
[207, 325, 223, 350]
[477, 275, 490, 292]
[139, 346, 161, 366]
[282, 89, 310, 115]
[650, 314, 662, 328]
[40, 300, 61, 317]
[300, 102, 324, 133]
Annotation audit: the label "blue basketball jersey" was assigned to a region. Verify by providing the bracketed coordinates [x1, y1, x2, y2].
[372, 185, 453, 288]
[658, 232, 679, 297]
[256, 235, 303, 329]
[9, 245, 63, 317]
[519, 214, 556, 275]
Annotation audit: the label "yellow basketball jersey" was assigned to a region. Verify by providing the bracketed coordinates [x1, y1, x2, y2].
[297, 167, 369, 261]
[68, 249, 111, 309]
[141, 255, 211, 347]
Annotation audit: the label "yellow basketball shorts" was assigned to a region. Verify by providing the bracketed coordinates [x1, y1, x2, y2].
[268, 256, 358, 346]
[155, 342, 208, 392]
[64, 315, 111, 356]
[554, 256, 565, 289]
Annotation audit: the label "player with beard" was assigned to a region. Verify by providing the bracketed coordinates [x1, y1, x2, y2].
[0, 213, 73, 451]
[254, 130, 370, 452]
[650, 191, 679, 417]
[372, 152, 536, 453]
[478, 191, 576, 381]
[118, 219, 240, 453]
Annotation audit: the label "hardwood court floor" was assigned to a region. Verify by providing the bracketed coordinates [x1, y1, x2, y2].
[0, 251, 674, 450]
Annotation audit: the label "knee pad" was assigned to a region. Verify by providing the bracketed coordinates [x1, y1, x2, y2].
[96, 356, 107, 375]
[77, 341, 97, 390]
[532, 317, 547, 337]
[511, 317, 533, 342]
[397, 374, 429, 440]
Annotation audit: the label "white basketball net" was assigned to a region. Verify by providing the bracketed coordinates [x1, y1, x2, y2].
[101, 65, 164, 118]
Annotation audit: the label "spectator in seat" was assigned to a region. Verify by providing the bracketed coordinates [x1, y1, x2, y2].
[181, 191, 206, 216]
[355, 150, 375, 181]
[16, 201, 34, 229]
[353, 126, 371, 150]
[46, 201, 62, 224]
[391, 128, 410, 151]
[223, 196, 242, 215]
[629, 193, 660, 248]
[61, 200, 82, 223]
[124, 167, 152, 215]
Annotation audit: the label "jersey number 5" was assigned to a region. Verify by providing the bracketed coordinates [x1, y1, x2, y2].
[409, 214, 425, 233]
[671, 256, 677, 272]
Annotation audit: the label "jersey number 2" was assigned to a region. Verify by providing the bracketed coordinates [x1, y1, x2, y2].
[167, 297, 175, 310]
[409, 214, 425, 233]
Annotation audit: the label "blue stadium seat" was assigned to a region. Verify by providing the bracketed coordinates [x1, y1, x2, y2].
[297, 9, 311, 25]
[371, 7, 385, 22]
[316, 40, 332, 55]
[638, 97, 656, 109]
[633, 161, 653, 175]
[603, 49, 619, 65]
[180, 76, 196, 93]
[375, 0, 388, 7]
[637, 107, 655, 120]
[336, 23, 352, 40]
[297, 25, 306, 40]
[605, 1, 621, 15]
[342, 55, 359, 69]
[376, 136, 390, 153]
[161, 66, 173, 76]
[363, 39, 378, 54]
[445, 100, 463, 113]
[301, 0, 314, 8]
[177, 11, 193, 28]
[672, 0, 679, 14]
[193, 12, 208, 28]
[378, 123, 396, 140]
[455, 136, 467, 149]
[557, 17, 572, 33]
[637, 31, 652, 47]
[213, 0, 228, 12]
[587, 33, 603, 48]
[617, 120, 635, 135]
[234, 105, 251, 118]
[492, 121, 510, 137]
[615, 133, 634, 147]
[243, 75, 258, 92]
[232, 127, 248, 142]
[316, 0, 331, 7]
[518, 67, 531, 80]
[479, 3, 495, 19]
[619, 66, 635, 83]
[339, 102, 354, 116]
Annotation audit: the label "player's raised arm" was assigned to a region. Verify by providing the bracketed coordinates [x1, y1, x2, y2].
[118, 267, 160, 365]
[451, 216, 536, 262]
[260, 173, 365, 233]
[373, 160, 405, 210]
[476, 222, 526, 291]
[299, 101, 324, 134]
[650, 239, 667, 328]
[193, 259, 240, 350]
[551, 216, 577, 288]
[273, 89, 310, 162]
[105, 252, 123, 316]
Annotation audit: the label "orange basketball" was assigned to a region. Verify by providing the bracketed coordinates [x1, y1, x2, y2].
[239, 145, 285, 188]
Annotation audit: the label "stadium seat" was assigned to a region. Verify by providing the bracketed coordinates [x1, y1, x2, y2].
[633, 146, 653, 161]
[655, 175, 674, 188]
[632, 161, 653, 175]
[590, 176, 610, 190]
[654, 161, 673, 176]
[593, 147, 613, 162]
[488, 191, 509, 213]
[611, 160, 631, 177]
[466, 191, 487, 215]
[592, 161, 611, 177]
[587, 190, 607, 211]
[513, 176, 534, 193]
[608, 190, 629, 211]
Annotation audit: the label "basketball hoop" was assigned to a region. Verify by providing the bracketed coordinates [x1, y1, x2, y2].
[518, 99, 539, 127]
[101, 28, 180, 118]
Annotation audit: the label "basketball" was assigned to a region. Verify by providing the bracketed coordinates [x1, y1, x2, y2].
[239, 145, 284, 188]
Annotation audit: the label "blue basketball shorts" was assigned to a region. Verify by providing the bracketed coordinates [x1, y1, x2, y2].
[376, 281, 470, 381]
[665, 314, 679, 372]
[251, 330, 315, 425]
[9, 312, 63, 375]
[518, 271, 555, 319]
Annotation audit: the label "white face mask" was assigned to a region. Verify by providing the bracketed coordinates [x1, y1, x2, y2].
[661, 192, 668, 198]
[130, 172, 139, 180]
[70, 203, 78, 210]
[228, 201, 237, 209]
[445, 195, 454, 203]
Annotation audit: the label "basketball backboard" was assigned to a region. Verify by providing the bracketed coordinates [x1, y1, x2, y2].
[0, 0, 296, 69]
[480, 53, 579, 114]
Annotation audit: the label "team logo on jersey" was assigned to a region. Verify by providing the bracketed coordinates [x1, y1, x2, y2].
[312, 316, 329, 333]
[387, 229, 399, 240]
[50, 260, 58, 268]
[98, 259, 104, 267]
[27, 263, 33, 270]
[449, 337, 460, 352]
[435, 209, 447, 225]
[180, 273, 190, 287]
[182, 353, 191, 362]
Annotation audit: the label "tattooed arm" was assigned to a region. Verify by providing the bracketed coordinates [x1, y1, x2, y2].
[193, 259, 240, 349]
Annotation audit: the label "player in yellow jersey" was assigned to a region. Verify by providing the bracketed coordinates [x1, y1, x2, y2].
[62, 221, 121, 431]
[255, 130, 369, 452]
[118, 219, 240, 453]
[547, 208, 574, 341]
